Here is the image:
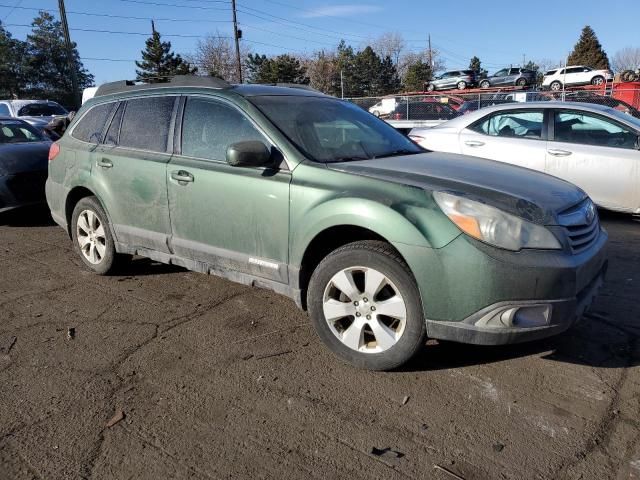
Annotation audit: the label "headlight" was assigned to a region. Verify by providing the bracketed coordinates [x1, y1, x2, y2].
[433, 191, 561, 251]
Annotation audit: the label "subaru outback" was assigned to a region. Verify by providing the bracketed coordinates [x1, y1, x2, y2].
[46, 76, 608, 370]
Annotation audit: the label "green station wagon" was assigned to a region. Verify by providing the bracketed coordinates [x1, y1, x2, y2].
[46, 76, 608, 370]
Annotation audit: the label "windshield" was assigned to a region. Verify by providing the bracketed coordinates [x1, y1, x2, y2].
[0, 120, 45, 143]
[604, 106, 640, 129]
[17, 103, 68, 117]
[251, 96, 423, 163]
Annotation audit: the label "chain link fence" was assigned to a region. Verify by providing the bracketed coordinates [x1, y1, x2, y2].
[346, 87, 640, 126]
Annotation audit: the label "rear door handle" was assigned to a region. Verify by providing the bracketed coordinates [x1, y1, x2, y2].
[97, 158, 113, 168]
[547, 149, 572, 157]
[171, 170, 194, 183]
[465, 140, 485, 147]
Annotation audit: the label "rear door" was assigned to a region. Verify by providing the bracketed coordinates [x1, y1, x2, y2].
[90, 96, 176, 253]
[166, 95, 291, 283]
[545, 109, 640, 212]
[459, 108, 548, 171]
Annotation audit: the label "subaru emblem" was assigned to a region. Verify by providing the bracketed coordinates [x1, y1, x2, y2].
[585, 201, 596, 224]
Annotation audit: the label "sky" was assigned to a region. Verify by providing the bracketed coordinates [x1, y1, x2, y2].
[1, 0, 639, 84]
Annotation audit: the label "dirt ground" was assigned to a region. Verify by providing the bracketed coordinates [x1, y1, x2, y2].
[0, 207, 638, 480]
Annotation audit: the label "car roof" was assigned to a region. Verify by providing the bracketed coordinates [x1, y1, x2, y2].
[426, 101, 632, 130]
[0, 99, 62, 106]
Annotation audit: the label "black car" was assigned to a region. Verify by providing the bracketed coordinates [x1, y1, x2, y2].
[0, 118, 51, 213]
[457, 99, 514, 114]
[389, 101, 460, 120]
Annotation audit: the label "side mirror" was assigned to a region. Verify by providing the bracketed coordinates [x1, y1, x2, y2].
[226, 141, 271, 167]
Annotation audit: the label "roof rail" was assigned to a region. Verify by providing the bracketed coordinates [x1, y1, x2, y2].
[95, 75, 231, 97]
[264, 83, 319, 92]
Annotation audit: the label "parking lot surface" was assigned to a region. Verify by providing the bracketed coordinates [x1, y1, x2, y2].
[0, 208, 639, 480]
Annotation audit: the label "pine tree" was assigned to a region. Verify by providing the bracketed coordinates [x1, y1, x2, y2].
[24, 12, 94, 108]
[469, 56, 481, 72]
[403, 60, 432, 92]
[377, 56, 401, 95]
[0, 21, 26, 98]
[136, 27, 197, 83]
[245, 54, 308, 84]
[567, 26, 610, 69]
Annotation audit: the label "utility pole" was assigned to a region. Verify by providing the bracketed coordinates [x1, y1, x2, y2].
[522, 53, 526, 67]
[58, 0, 80, 108]
[231, 0, 243, 83]
[428, 34, 433, 70]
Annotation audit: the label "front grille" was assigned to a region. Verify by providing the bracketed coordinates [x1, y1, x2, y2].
[557, 199, 600, 253]
[566, 219, 600, 253]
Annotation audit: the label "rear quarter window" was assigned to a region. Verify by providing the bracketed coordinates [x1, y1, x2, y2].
[72, 103, 115, 143]
[0, 104, 10, 116]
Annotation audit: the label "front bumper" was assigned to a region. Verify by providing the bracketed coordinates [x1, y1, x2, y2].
[395, 225, 608, 346]
[0, 171, 47, 213]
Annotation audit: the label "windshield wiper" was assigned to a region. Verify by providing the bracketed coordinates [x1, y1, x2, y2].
[373, 149, 421, 159]
[330, 156, 370, 163]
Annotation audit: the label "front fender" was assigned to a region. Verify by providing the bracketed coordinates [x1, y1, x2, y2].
[290, 196, 459, 267]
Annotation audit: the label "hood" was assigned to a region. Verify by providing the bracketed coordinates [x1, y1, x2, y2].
[0, 141, 51, 176]
[327, 152, 587, 225]
[20, 115, 65, 127]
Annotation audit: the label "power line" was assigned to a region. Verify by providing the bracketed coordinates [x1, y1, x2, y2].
[117, 0, 230, 10]
[239, 22, 335, 47]
[0, 3, 233, 23]
[4, 23, 232, 38]
[2, 0, 22, 21]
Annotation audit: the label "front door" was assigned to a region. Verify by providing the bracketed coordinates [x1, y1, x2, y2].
[546, 109, 640, 212]
[459, 109, 548, 172]
[167, 96, 291, 283]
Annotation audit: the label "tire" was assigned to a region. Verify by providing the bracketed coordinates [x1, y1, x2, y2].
[426, 83, 435, 92]
[516, 77, 527, 86]
[480, 80, 490, 89]
[71, 196, 128, 275]
[457, 81, 467, 90]
[550, 81, 562, 91]
[591, 75, 605, 86]
[307, 240, 426, 371]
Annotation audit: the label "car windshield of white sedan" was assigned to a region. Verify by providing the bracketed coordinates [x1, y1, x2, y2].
[474, 111, 543, 139]
[252, 96, 422, 162]
[0, 121, 44, 143]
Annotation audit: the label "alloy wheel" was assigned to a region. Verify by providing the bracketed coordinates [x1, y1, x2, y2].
[76, 209, 106, 265]
[322, 266, 407, 353]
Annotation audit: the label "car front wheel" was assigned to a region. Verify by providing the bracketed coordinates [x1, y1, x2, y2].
[480, 80, 490, 88]
[550, 81, 562, 91]
[457, 81, 467, 90]
[307, 240, 426, 371]
[516, 78, 527, 86]
[426, 84, 435, 92]
[591, 75, 605, 86]
[71, 196, 127, 275]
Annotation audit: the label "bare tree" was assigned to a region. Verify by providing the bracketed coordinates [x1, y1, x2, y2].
[397, 49, 444, 83]
[612, 47, 640, 72]
[189, 32, 251, 82]
[300, 50, 339, 94]
[371, 32, 405, 66]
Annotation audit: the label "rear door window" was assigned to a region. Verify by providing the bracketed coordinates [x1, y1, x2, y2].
[104, 103, 124, 146]
[72, 103, 115, 143]
[119, 96, 176, 152]
[472, 110, 544, 139]
[181, 97, 267, 161]
[0, 103, 10, 116]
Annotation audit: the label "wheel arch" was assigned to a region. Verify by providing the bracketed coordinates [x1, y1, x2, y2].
[64, 186, 114, 239]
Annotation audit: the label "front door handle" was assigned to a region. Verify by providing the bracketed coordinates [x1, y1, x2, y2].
[97, 158, 113, 168]
[171, 170, 194, 183]
[465, 140, 485, 147]
[547, 149, 572, 157]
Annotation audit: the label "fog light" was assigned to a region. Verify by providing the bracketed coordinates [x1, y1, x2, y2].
[475, 304, 551, 328]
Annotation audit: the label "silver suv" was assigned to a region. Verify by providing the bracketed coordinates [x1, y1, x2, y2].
[426, 70, 477, 91]
[0, 100, 68, 131]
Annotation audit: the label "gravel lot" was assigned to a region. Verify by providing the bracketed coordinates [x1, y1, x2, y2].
[0, 208, 639, 480]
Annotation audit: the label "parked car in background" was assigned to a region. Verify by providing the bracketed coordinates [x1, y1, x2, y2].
[563, 93, 640, 119]
[542, 66, 613, 91]
[409, 102, 640, 214]
[479, 68, 537, 88]
[422, 95, 465, 111]
[368, 97, 399, 117]
[457, 99, 514, 114]
[0, 100, 69, 132]
[0, 117, 51, 213]
[427, 70, 477, 91]
[388, 101, 459, 120]
[46, 76, 607, 370]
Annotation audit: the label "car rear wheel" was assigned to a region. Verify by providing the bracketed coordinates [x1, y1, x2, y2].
[480, 80, 490, 89]
[591, 75, 605, 86]
[71, 196, 128, 275]
[550, 81, 562, 91]
[457, 81, 467, 90]
[516, 77, 527, 86]
[307, 240, 426, 371]
[426, 83, 435, 92]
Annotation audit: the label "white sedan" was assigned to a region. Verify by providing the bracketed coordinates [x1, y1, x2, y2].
[409, 102, 640, 215]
